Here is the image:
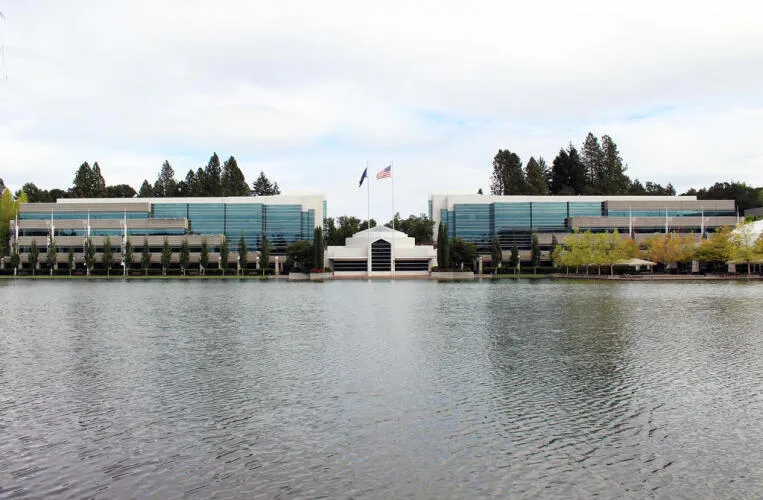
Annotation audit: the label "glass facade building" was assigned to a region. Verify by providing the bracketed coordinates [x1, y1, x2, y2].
[16, 195, 325, 254]
[431, 194, 738, 252]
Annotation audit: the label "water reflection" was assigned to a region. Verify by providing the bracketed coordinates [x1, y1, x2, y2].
[0, 280, 762, 498]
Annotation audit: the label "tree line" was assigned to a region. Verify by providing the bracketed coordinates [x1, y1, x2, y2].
[324, 213, 435, 247]
[489, 132, 676, 197]
[2, 153, 281, 203]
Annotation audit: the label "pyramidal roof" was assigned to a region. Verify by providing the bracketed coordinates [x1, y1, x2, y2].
[353, 226, 407, 236]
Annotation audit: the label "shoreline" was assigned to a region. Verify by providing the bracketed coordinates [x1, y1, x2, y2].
[1, 273, 761, 282]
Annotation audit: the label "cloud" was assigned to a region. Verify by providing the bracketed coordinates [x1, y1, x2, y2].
[1, 0, 761, 219]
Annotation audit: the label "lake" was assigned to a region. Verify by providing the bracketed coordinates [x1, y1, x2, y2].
[1, 279, 762, 498]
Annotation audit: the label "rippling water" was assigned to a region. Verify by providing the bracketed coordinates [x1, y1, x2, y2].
[1, 279, 762, 498]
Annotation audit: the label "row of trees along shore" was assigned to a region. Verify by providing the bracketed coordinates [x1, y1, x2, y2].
[552, 224, 763, 275]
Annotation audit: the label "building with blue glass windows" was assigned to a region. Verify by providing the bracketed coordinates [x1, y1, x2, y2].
[429, 194, 738, 260]
[10, 195, 325, 272]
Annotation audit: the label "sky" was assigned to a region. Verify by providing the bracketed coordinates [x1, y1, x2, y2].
[0, 0, 762, 220]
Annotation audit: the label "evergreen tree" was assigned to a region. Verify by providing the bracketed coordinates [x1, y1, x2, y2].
[204, 153, 222, 196]
[195, 168, 207, 196]
[312, 227, 324, 270]
[490, 149, 525, 195]
[161, 237, 172, 275]
[138, 180, 153, 197]
[10, 250, 20, 276]
[182, 169, 198, 196]
[124, 240, 133, 274]
[538, 157, 552, 193]
[70, 162, 94, 198]
[91, 162, 107, 197]
[84, 238, 96, 276]
[46, 237, 57, 275]
[550, 145, 587, 194]
[524, 157, 548, 195]
[67, 247, 74, 276]
[220, 237, 229, 275]
[442, 224, 450, 269]
[601, 135, 630, 194]
[252, 171, 281, 196]
[582, 132, 604, 190]
[531, 234, 540, 273]
[238, 232, 248, 274]
[491, 236, 502, 271]
[509, 240, 519, 273]
[551, 235, 559, 269]
[180, 238, 190, 275]
[437, 224, 443, 268]
[29, 239, 39, 275]
[141, 237, 152, 275]
[154, 160, 177, 197]
[0, 178, 4, 193]
[103, 236, 114, 276]
[450, 238, 478, 270]
[221, 156, 249, 196]
[200, 237, 209, 275]
[260, 234, 270, 275]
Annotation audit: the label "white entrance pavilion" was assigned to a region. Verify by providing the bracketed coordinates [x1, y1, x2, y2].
[326, 226, 436, 278]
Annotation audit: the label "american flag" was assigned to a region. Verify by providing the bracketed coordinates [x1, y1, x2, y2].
[376, 165, 392, 179]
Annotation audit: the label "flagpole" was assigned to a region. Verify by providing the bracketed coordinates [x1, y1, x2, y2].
[391, 160, 395, 277]
[367, 160, 371, 277]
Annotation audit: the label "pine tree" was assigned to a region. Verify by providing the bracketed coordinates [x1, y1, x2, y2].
[84, 238, 96, 276]
[442, 224, 450, 269]
[67, 247, 75, 276]
[551, 235, 559, 269]
[154, 160, 177, 197]
[124, 240, 133, 275]
[46, 237, 57, 275]
[103, 236, 114, 276]
[238, 232, 248, 274]
[220, 237, 229, 275]
[221, 156, 249, 196]
[204, 153, 222, 196]
[10, 250, 20, 276]
[491, 236, 502, 272]
[550, 145, 587, 195]
[184, 169, 198, 196]
[70, 162, 94, 198]
[509, 240, 519, 273]
[490, 149, 525, 195]
[252, 171, 281, 196]
[260, 234, 270, 275]
[180, 238, 190, 275]
[601, 135, 630, 194]
[161, 237, 172, 275]
[200, 237, 209, 275]
[138, 180, 153, 197]
[91, 162, 107, 197]
[582, 132, 604, 190]
[29, 239, 39, 275]
[141, 237, 152, 275]
[312, 227, 324, 270]
[531, 234, 540, 273]
[524, 157, 548, 195]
